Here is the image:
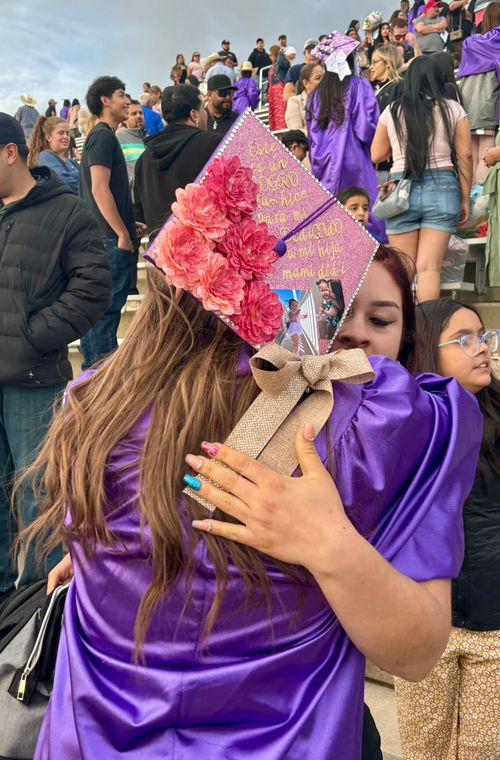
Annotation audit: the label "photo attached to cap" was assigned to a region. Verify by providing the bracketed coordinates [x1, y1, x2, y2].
[274, 279, 345, 356]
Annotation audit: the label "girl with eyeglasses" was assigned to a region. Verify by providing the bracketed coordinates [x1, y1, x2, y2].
[395, 298, 500, 760]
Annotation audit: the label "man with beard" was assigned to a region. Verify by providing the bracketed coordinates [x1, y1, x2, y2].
[205, 74, 239, 136]
[116, 99, 146, 198]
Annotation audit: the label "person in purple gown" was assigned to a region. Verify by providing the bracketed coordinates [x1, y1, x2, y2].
[34, 244, 481, 759]
[305, 31, 386, 241]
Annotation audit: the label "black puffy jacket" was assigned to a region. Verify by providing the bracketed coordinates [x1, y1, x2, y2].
[0, 167, 111, 387]
[452, 462, 500, 631]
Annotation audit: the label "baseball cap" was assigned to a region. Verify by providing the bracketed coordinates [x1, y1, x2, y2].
[424, 0, 442, 9]
[221, 39, 230, 45]
[207, 74, 237, 92]
[303, 37, 320, 51]
[0, 112, 27, 145]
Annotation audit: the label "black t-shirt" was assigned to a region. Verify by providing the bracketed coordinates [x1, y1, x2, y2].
[79, 121, 135, 241]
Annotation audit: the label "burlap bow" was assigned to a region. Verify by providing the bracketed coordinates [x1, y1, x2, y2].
[185, 345, 374, 510]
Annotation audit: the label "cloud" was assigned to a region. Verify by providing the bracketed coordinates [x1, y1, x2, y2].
[1, 0, 395, 116]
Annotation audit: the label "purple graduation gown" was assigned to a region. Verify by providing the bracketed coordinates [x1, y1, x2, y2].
[306, 76, 386, 242]
[35, 356, 481, 759]
[232, 78, 260, 114]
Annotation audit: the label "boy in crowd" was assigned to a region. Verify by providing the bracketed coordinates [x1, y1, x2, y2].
[337, 186, 370, 226]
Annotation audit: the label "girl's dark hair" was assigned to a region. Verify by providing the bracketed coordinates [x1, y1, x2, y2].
[71, 98, 80, 107]
[348, 19, 360, 28]
[389, 55, 455, 178]
[482, 1, 500, 33]
[86, 76, 126, 116]
[328, 280, 345, 313]
[63, 98, 71, 107]
[241, 70, 252, 78]
[375, 245, 416, 368]
[161, 84, 200, 122]
[375, 22, 390, 45]
[431, 52, 463, 104]
[413, 299, 500, 478]
[307, 62, 354, 130]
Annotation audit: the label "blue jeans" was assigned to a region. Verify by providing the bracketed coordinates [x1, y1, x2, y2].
[0, 383, 64, 591]
[80, 238, 132, 369]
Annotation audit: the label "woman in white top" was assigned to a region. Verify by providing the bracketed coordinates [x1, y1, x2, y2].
[285, 62, 324, 132]
[371, 55, 473, 302]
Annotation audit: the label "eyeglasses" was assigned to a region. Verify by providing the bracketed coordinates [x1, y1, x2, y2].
[438, 330, 499, 356]
[392, 33, 406, 40]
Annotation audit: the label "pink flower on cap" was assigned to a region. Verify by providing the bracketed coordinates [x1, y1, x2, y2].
[217, 218, 278, 280]
[172, 183, 229, 241]
[194, 252, 245, 315]
[154, 220, 213, 290]
[204, 156, 258, 222]
[234, 281, 284, 344]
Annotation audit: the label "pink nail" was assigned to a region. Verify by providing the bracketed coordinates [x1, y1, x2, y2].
[200, 441, 219, 457]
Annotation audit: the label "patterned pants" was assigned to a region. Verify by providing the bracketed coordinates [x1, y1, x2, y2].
[394, 627, 500, 760]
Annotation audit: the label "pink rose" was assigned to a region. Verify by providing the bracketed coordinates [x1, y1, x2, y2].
[172, 184, 229, 241]
[194, 252, 245, 315]
[204, 156, 258, 222]
[217, 219, 278, 280]
[234, 281, 284, 345]
[154, 220, 213, 290]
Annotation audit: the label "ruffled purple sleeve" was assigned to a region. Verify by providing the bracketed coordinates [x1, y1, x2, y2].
[317, 356, 482, 582]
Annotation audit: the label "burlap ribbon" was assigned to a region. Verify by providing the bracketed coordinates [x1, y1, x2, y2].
[185, 344, 374, 511]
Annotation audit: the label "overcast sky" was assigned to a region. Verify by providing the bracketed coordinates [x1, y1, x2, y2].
[1, 0, 397, 118]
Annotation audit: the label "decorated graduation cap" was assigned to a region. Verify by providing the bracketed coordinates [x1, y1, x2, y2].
[311, 31, 361, 80]
[145, 109, 377, 355]
[144, 110, 377, 497]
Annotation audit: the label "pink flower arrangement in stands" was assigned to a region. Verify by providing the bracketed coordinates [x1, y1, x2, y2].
[155, 156, 284, 345]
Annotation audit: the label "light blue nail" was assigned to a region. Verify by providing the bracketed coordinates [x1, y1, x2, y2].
[183, 474, 201, 491]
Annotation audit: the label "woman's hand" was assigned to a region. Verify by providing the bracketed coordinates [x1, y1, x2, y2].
[47, 553, 74, 594]
[458, 199, 470, 226]
[187, 424, 353, 577]
[483, 147, 500, 167]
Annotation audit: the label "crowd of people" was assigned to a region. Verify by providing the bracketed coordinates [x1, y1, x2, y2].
[0, 2, 499, 759]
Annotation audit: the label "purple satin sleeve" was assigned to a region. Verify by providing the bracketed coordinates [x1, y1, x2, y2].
[457, 28, 500, 77]
[318, 356, 482, 580]
[350, 77, 380, 146]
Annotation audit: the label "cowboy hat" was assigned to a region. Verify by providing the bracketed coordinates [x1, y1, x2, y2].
[20, 94, 37, 106]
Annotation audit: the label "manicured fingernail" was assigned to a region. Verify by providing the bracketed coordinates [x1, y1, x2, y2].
[303, 423, 315, 441]
[192, 519, 212, 532]
[200, 441, 219, 457]
[185, 453, 203, 470]
[183, 474, 201, 491]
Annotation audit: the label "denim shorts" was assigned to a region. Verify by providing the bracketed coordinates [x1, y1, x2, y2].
[385, 170, 460, 235]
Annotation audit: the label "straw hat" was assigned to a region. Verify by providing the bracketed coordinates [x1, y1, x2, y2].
[204, 52, 222, 70]
[20, 94, 37, 106]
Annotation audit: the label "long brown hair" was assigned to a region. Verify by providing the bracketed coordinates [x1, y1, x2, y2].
[482, 1, 500, 33]
[23, 269, 305, 651]
[28, 115, 67, 166]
